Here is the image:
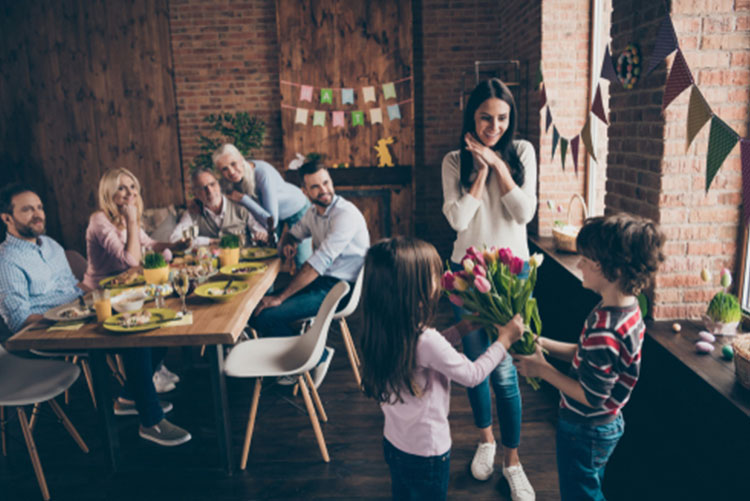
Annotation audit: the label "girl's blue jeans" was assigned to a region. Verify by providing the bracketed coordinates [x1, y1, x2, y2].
[383, 438, 450, 501]
[556, 413, 625, 501]
[449, 261, 525, 449]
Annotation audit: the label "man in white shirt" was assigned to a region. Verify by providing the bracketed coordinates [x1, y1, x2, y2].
[169, 169, 266, 246]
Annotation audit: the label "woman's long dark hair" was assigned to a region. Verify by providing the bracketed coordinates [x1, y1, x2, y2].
[360, 237, 443, 404]
[459, 78, 524, 189]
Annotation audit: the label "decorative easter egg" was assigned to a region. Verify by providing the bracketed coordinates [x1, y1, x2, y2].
[722, 344, 734, 360]
[698, 331, 716, 343]
[671, 322, 682, 333]
[695, 341, 715, 354]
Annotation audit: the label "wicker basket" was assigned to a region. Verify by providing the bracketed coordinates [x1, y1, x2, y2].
[732, 334, 750, 390]
[552, 194, 589, 253]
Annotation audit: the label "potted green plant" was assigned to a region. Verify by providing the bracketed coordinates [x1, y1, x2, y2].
[190, 112, 266, 172]
[702, 267, 742, 336]
[218, 234, 241, 268]
[143, 252, 170, 285]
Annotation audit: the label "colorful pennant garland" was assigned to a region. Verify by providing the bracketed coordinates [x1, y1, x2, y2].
[570, 135, 581, 174]
[705, 116, 739, 192]
[645, 15, 679, 76]
[560, 138, 569, 170]
[661, 49, 693, 111]
[741, 140, 750, 224]
[283, 101, 412, 128]
[600, 46, 619, 84]
[591, 84, 608, 125]
[686, 85, 712, 151]
[551, 127, 560, 161]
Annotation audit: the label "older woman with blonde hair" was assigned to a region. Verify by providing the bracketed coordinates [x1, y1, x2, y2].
[82, 167, 191, 447]
[212, 144, 312, 267]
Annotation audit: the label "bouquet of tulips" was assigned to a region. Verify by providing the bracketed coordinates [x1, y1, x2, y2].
[442, 246, 545, 390]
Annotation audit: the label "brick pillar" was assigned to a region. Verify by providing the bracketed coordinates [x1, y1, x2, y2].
[608, 0, 749, 319]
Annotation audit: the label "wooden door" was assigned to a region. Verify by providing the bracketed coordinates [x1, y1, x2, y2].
[275, 0, 414, 240]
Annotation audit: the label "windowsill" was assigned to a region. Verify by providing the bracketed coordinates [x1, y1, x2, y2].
[528, 235, 582, 281]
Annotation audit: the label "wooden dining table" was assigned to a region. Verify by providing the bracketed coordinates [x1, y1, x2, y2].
[5, 257, 281, 475]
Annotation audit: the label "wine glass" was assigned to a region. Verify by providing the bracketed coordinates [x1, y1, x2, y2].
[171, 269, 191, 315]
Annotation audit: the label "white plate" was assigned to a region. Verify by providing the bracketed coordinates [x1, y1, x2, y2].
[44, 300, 96, 322]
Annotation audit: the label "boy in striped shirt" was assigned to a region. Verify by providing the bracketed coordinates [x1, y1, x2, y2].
[513, 213, 665, 501]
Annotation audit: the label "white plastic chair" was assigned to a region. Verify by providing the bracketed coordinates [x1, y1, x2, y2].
[0, 346, 89, 500]
[224, 281, 350, 469]
[300, 267, 364, 386]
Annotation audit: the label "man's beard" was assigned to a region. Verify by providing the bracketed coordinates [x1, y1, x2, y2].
[14, 216, 45, 238]
[310, 193, 332, 208]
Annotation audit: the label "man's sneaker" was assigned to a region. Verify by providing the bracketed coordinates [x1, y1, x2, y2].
[470, 441, 496, 481]
[502, 463, 536, 501]
[158, 364, 180, 384]
[113, 398, 173, 416]
[139, 418, 191, 447]
[153, 370, 176, 394]
[311, 347, 335, 388]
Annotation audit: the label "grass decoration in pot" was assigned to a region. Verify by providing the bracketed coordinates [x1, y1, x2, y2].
[219, 234, 241, 268]
[702, 267, 741, 336]
[143, 252, 170, 285]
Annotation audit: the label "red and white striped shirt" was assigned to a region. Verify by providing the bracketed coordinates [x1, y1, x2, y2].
[560, 302, 644, 422]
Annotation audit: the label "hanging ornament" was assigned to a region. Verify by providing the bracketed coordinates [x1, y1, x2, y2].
[616, 44, 641, 90]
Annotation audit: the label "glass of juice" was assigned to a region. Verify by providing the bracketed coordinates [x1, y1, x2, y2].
[93, 289, 112, 322]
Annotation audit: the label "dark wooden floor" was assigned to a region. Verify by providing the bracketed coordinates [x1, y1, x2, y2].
[1, 300, 563, 501]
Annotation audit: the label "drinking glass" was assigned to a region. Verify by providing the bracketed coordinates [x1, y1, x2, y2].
[171, 269, 190, 315]
[92, 289, 112, 322]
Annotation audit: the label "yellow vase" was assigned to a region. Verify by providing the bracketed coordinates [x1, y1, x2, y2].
[219, 248, 240, 268]
[143, 265, 170, 285]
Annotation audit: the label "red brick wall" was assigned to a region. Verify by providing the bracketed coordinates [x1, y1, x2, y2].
[537, 0, 598, 236]
[608, 0, 749, 319]
[169, 0, 283, 175]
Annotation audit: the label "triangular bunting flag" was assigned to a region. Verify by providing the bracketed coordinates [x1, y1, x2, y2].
[741, 140, 750, 225]
[312, 110, 326, 127]
[591, 84, 608, 125]
[545, 107, 553, 132]
[560, 138, 569, 170]
[351, 110, 365, 126]
[581, 115, 597, 162]
[551, 127, 560, 160]
[320, 88, 333, 104]
[600, 46, 619, 84]
[332, 111, 345, 128]
[705, 116, 739, 192]
[571, 135, 580, 174]
[540, 86, 547, 109]
[370, 108, 383, 124]
[300, 85, 313, 102]
[341, 88, 355, 105]
[387, 104, 401, 121]
[686, 85, 712, 151]
[535, 63, 543, 90]
[646, 15, 679, 76]
[662, 49, 694, 111]
[294, 108, 308, 125]
[382, 82, 397, 100]
[363, 86, 376, 103]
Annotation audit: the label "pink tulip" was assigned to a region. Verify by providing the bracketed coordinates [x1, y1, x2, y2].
[509, 257, 524, 275]
[464, 246, 486, 267]
[448, 294, 464, 307]
[498, 247, 513, 266]
[474, 275, 491, 293]
[473, 265, 487, 277]
[441, 271, 455, 291]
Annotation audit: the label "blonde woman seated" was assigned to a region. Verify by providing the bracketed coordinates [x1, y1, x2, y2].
[82, 167, 191, 447]
[212, 144, 312, 268]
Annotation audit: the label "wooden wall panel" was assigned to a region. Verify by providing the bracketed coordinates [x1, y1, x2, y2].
[275, 0, 414, 169]
[0, 0, 183, 252]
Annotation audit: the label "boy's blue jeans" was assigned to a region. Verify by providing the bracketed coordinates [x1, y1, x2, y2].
[279, 202, 311, 269]
[383, 438, 450, 501]
[119, 346, 167, 427]
[449, 261, 524, 449]
[556, 413, 625, 501]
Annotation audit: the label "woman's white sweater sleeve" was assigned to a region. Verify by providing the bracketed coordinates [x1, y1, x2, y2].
[441, 152, 481, 232]
[499, 141, 538, 224]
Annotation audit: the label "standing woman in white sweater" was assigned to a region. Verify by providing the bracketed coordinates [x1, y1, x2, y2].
[441, 78, 537, 500]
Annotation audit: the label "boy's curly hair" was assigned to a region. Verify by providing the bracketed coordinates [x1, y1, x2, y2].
[576, 213, 666, 296]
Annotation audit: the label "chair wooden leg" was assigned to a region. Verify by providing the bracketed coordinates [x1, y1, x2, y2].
[292, 382, 299, 396]
[339, 318, 362, 386]
[249, 328, 259, 339]
[79, 358, 97, 409]
[298, 374, 329, 463]
[240, 377, 263, 470]
[47, 399, 89, 453]
[200, 345, 206, 357]
[115, 355, 126, 381]
[17, 407, 50, 501]
[29, 403, 41, 432]
[1, 406, 6, 457]
[106, 355, 126, 386]
[304, 371, 328, 422]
